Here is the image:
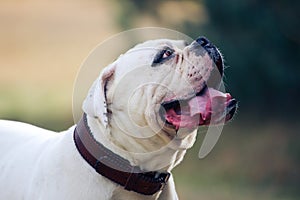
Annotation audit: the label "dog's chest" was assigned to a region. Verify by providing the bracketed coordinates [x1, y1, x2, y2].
[111, 187, 161, 200]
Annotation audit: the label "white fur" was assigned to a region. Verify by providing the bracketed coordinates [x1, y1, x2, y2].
[0, 39, 215, 199]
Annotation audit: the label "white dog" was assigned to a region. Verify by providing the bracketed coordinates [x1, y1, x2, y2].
[0, 37, 237, 200]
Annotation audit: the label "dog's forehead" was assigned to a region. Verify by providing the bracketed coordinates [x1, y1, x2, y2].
[113, 39, 188, 78]
[133, 39, 187, 50]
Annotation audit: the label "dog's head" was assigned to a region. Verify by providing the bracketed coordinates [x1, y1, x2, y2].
[83, 36, 237, 147]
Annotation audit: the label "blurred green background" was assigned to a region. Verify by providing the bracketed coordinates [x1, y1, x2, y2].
[0, 0, 299, 199]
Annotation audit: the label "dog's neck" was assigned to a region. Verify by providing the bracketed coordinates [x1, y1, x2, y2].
[74, 115, 172, 196]
[86, 115, 197, 172]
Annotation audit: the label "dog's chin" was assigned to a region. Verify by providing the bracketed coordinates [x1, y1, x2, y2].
[158, 86, 237, 135]
[158, 123, 198, 150]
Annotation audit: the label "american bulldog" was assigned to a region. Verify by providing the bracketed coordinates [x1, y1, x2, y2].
[0, 36, 237, 200]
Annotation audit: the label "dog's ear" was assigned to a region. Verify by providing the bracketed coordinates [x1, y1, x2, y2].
[82, 62, 116, 128]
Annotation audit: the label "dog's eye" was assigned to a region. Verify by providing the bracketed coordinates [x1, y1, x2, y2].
[152, 47, 175, 66]
[162, 49, 173, 59]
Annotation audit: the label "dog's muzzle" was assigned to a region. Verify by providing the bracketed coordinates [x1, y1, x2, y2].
[160, 36, 237, 131]
[195, 36, 224, 76]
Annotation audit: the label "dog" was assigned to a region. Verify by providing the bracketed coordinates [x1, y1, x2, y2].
[0, 36, 237, 200]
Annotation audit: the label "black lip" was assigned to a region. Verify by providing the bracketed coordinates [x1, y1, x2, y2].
[195, 85, 208, 96]
[226, 99, 238, 117]
[159, 99, 180, 127]
[194, 36, 224, 76]
[161, 99, 180, 111]
[203, 46, 223, 76]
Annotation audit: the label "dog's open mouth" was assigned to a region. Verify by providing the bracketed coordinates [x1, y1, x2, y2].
[160, 87, 237, 130]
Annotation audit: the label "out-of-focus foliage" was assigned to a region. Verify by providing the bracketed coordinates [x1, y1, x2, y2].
[114, 0, 300, 119]
[202, 0, 300, 118]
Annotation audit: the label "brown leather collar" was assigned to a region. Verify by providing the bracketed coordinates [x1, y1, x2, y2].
[73, 114, 170, 196]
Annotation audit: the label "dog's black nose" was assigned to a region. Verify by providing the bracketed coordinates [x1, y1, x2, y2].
[196, 36, 211, 48]
[195, 36, 224, 76]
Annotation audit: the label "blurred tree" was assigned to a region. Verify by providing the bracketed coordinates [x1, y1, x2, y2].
[201, 0, 300, 118]
[114, 0, 161, 29]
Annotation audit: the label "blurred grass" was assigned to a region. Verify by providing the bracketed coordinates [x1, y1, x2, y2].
[0, 85, 73, 131]
[174, 122, 300, 200]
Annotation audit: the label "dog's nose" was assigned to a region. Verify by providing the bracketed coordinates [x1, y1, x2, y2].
[196, 36, 211, 48]
[195, 36, 224, 76]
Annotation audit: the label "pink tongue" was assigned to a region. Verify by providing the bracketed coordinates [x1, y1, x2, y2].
[165, 88, 231, 129]
[188, 88, 230, 117]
